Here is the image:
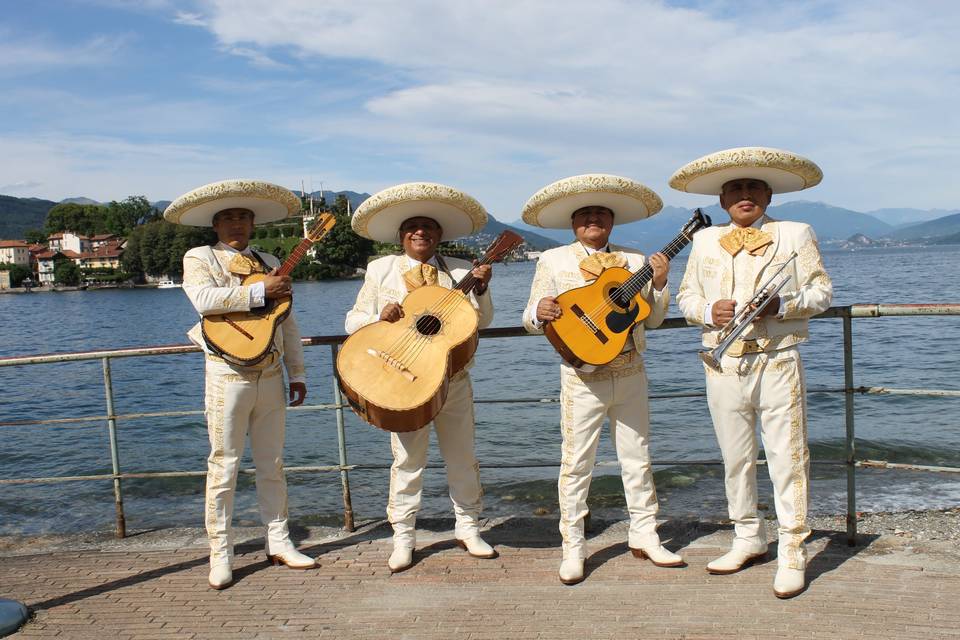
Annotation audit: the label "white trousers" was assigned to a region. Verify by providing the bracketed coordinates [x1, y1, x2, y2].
[558, 359, 660, 559]
[387, 373, 483, 545]
[704, 346, 810, 569]
[204, 357, 294, 566]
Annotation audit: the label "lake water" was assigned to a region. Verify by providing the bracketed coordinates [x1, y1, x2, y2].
[1, 245, 959, 535]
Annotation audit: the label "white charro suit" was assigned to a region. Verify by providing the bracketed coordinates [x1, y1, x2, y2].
[345, 254, 494, 544]
[676, 215, 832, 569]
[522, 242, 669, 559]
[182, 242, 306, 568]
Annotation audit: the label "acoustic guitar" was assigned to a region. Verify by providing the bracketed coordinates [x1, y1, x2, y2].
[202, 213, 337, 366]
[544, 209, 712, 368]
[337, 230, 524, 432]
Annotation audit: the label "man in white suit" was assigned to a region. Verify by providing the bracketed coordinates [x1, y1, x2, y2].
[344, 182, 497, 573]
[521, 174, 684, 585]
[166, 179, 317, 590]
[672, 148, 833, 598]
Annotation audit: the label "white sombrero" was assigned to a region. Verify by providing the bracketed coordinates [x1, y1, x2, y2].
[669, 147, 823, 195]
[164, 179, 301, 226]
[521, 174, 663, 229]
[351, 182, 488, 242]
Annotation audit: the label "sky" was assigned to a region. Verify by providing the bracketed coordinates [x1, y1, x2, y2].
[1, 0, 958, 221]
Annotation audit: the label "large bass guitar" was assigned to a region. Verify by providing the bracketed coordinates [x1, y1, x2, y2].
[337, 230, 523, 432]
[202, 213, 336, 366]
[544, 209, 711, 368]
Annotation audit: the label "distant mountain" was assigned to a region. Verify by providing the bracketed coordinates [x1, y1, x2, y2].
[466, 214, 560, 251]
[0, 195, 56, 239]
[866, 207, 959, 227]
[302, 190, 370, 213]
[888, 213, 960, 241]
[152, 200, 172, 212]
[60, 197, 101, 205]
[511, 200, 897, 248]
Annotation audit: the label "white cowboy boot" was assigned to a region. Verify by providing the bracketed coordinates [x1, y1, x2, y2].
[267, 547, 317, 569]
[456, 534, 498, 559]
[208, 563, 233, 590]
[773, 566, 806, 598]
[706, 547, 768, 575]
[630, 543, 685, 567]
[388, 523, 416, 573]
[558, 553, 585, 585]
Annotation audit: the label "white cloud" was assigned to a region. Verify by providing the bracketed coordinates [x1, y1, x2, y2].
[173, 11, 208, 27]
[168, 0, 960, 212]
[0, 30, 129, 76]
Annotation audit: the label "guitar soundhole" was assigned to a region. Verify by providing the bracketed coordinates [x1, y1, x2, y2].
[415, 314, 442, 336]
[608, 287, 628, 308]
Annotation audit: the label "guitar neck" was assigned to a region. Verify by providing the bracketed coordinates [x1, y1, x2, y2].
[453, 231, 523, 293]
[621, 231, 693, 294]
[276, 237, 314, 276]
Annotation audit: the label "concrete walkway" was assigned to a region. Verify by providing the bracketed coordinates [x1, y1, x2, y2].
[2, 517, 958, 640]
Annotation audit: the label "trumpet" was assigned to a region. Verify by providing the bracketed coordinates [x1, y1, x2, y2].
[699, 251, 798, 371]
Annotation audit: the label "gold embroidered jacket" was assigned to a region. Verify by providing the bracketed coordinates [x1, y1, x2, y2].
[521, 242, 670, 354]
[676, 216, 833, 350]
[182, 243, 306, 383]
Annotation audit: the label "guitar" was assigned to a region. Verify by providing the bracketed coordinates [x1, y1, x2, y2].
[544, 209, 712, 368]
[336, 230, 524, 432]
[202, 213, 337, 366]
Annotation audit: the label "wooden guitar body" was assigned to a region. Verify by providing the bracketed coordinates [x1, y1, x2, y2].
[201, 272, 292, 366]
[336, 285, 479, 432]
[544, 266, 651, 368]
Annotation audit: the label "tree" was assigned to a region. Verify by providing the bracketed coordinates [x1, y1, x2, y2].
[309, 194, 374, 277]
[104, 196, 156, 236]
[44, 202, 108, 237]
[0, 263, 32, 287]
[53, 259, 81, 286]
[123, 220, 215, 281]
[24, 229, 47, 245]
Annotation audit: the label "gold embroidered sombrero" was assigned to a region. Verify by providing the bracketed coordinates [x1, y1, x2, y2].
[164, 179, 301, 226]
[521, 174, 663, 229]
[669, 147, 823, 195]
[351, 182, 488, 242]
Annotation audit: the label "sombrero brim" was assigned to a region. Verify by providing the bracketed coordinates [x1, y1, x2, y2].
[669, 147, 823, 195]
[352, 182, 487, 242]
[521, 174, 663, 229]
[164, 179, 301, 226]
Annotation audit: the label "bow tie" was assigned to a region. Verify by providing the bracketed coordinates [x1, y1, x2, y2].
[403, 262, 439, 292]
[579, 251, 627, 281]
[227, 253, 266, 276]
[719, 226, 773, 257]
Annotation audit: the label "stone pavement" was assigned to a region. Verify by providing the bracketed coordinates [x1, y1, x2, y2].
[1, 517, 959, 640]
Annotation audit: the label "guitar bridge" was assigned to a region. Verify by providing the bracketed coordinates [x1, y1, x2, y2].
[366, 349, 417, 382]
[571, 304, 609, 344]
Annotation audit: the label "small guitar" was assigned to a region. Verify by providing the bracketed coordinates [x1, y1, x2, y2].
[337, 230, 524, 432]
[202, 213, 337, 366]
[544, 209, 711, 368]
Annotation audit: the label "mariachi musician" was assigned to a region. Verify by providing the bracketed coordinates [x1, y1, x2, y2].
[521, 174, 684, 585]
[165, 179, 317, 590]
[344, 182, 497, 572]
[672, 147, 833, 598]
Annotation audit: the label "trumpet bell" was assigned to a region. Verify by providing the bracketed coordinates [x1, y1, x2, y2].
[699, 350, 723, 372]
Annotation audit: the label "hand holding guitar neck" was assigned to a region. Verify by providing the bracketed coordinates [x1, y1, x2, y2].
[263, 270, 293, 299]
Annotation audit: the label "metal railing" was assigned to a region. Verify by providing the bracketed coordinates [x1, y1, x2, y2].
[2, 303, 959, 546]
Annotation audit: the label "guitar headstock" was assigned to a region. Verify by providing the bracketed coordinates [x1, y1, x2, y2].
[484, 230, 524, 262]
[305, 213, 337, 242]
[683, 208, 712, 237]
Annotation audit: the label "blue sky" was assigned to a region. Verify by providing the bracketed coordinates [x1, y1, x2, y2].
[1, 0, 958, 221]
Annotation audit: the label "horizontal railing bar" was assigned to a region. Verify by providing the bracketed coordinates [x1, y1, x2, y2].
[4, 385, 957, 429]
[2, 303, 958, 369]
[21, 457, 960, 486]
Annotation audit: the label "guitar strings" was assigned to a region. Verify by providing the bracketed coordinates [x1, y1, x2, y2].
[576, 234, 689, 328]
[383, 244, 510, 368]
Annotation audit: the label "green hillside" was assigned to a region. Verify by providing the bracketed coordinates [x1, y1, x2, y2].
[0, 195, 56, 239]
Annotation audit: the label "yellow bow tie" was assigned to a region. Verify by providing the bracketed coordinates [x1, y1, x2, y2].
[719, 226, 773, 257]
[403, 262, 439, 292]
[227, 253, 266, 276]
[579, 251, 627, 281]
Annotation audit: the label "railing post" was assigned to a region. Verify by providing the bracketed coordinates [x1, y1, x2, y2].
[331, 345, 355, 532]
[102, 357, 127, 538]
[843, 313, 857, 546]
